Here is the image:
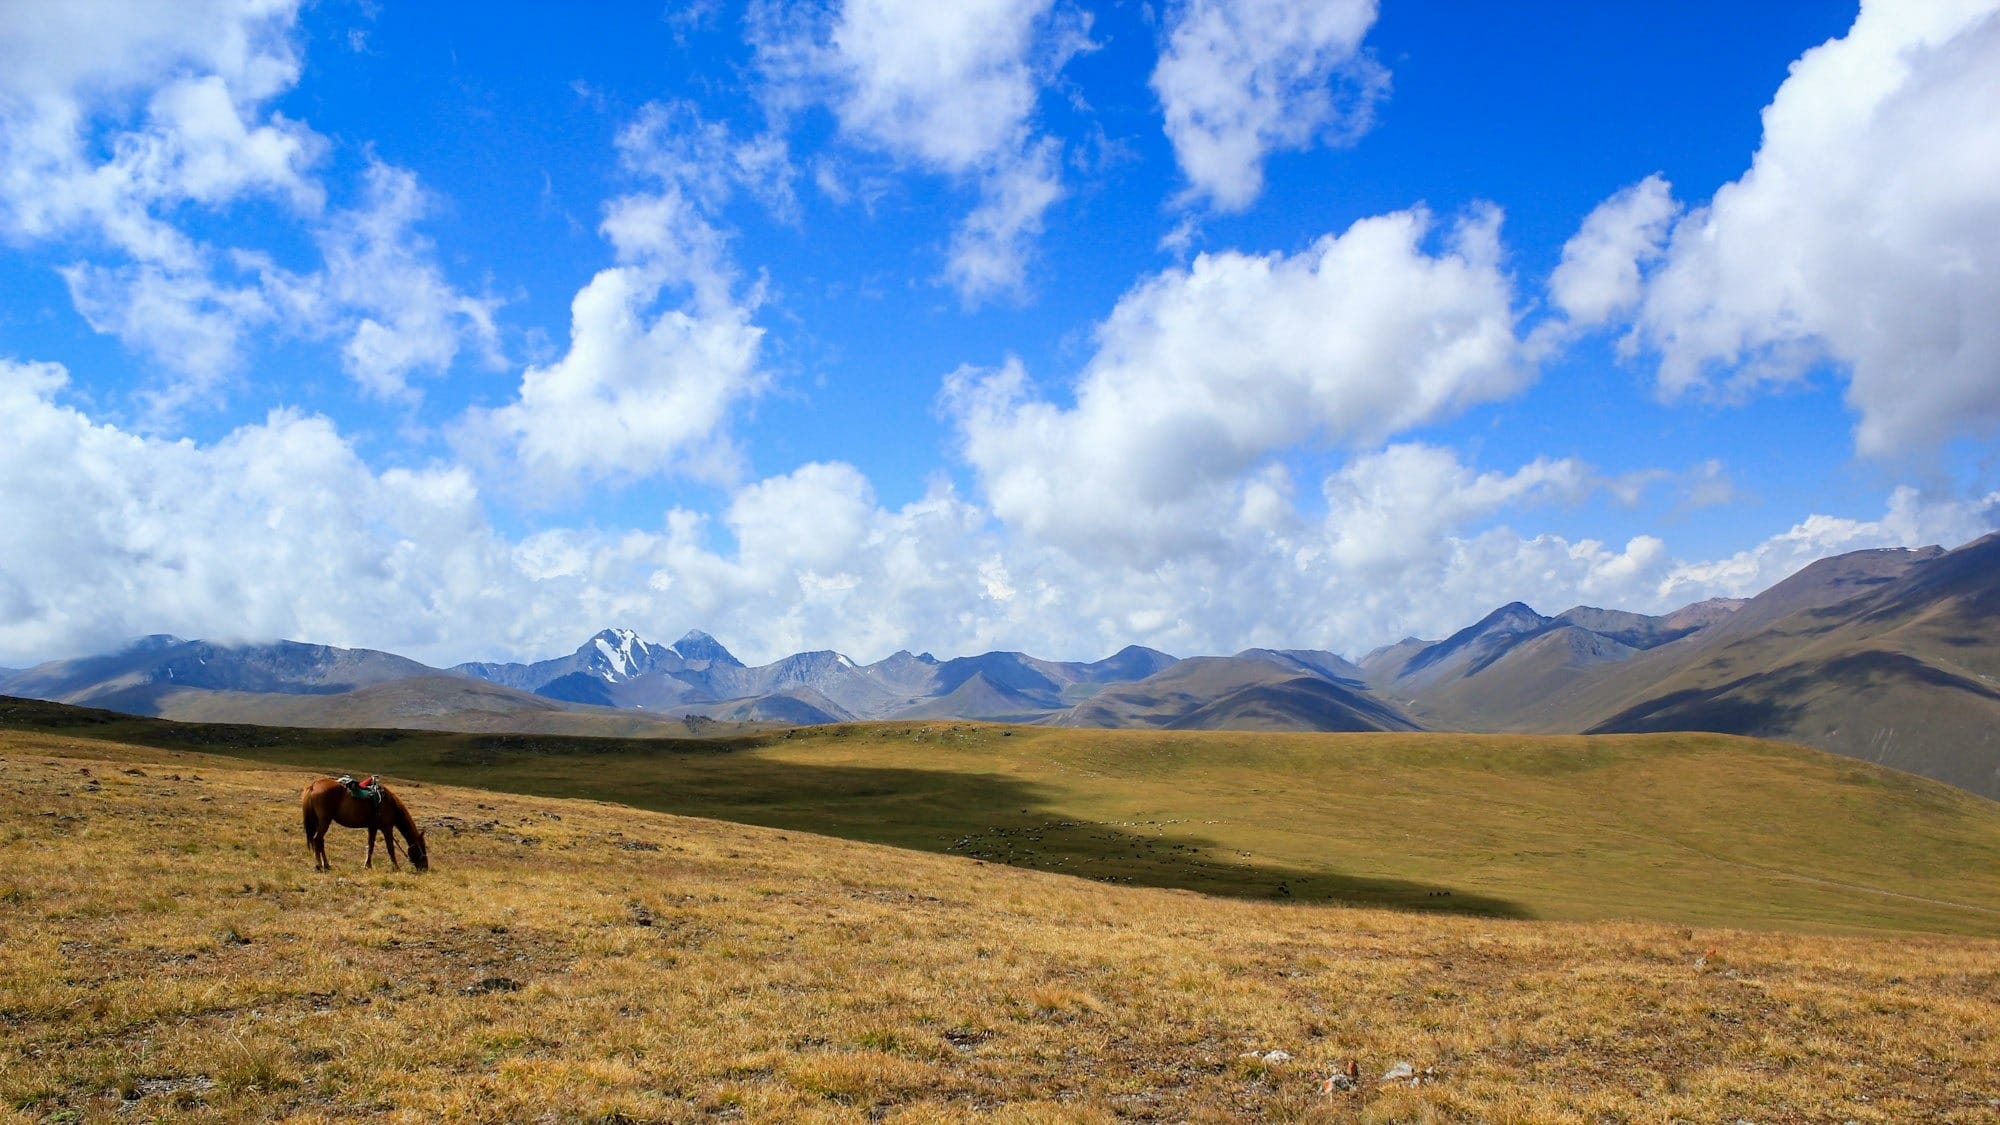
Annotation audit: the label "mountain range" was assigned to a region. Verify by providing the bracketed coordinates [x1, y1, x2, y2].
[3, 532, 1996, 799]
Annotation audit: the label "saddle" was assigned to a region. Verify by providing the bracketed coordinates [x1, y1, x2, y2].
[336, 774, 383, 803]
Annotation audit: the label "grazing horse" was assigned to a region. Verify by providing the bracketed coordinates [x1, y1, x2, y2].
[301, 777, 430, 872]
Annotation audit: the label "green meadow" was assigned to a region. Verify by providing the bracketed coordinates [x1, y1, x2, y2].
[11, 700, 1999, 935]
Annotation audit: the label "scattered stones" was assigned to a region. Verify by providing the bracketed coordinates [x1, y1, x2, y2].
[627, 902, 655, 927]
[1379, 1060, 1438, 1086]
[1238, 1049, 1292, 1063]
[126, 1075, 216, 1101]
[617, 840, 661, 852]
[1320, 1059, 1361, 1093]
[462, 976, 523, 995]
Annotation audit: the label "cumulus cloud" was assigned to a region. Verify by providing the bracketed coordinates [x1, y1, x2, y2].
[944, 206, 1526, 558]
[460, 104, 771, 490]
[752, 0, 1086, 301]
[0, 0, 317, 252]
[0, 2, 496, 407]
[463, 265, 764, 488]
[316, 162, 505, 400]
[1656, 485, 2000, 605]
[0, 357, 517, 663]
[1618, 0, 2000, 456]
[3, 358, 1990, 669]
[1318, 444, 1590, 573]
[1548, 173, 1678, 329]
[1151, 0, 1387, 212]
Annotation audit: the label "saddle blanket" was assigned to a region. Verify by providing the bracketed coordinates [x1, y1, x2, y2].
[336, 774, 382, 801]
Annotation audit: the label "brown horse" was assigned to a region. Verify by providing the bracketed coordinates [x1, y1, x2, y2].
[301, 778, 430, 872]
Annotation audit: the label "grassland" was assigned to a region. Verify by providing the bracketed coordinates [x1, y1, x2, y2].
[5, 728, 2000, 1122]
[19, 695, 1995, 935]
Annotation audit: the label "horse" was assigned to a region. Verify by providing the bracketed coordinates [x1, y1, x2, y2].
[300, 777, 430, 872]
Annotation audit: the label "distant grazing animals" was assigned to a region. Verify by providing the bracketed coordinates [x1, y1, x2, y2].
[301, 777, 430, 872]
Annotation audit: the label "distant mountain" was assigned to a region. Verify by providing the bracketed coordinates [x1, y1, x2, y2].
[1553, 600, 1744, 650]
[146, 675, 743, 737]
[0, 635, 435, 715]
[1234, 648, 1369, 686]
[1363, 596, 1745, 730]
[453, 627, 705, 699]
[453, 631, 1180, 725]
[1351, 538, 2000, 798]
[1582, 534, 2000, 798]
[1058, 657, 1419, 732]
[6, 534, 1996, 799]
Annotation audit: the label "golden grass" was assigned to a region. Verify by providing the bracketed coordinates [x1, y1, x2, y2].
[4, 729, 1999, 1122]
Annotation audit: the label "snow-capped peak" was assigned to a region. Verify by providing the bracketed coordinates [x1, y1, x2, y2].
[584, 627, 658, 682]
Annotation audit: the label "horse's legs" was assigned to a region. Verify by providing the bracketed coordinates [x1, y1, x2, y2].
[384, 825, 400, 871]
[304, 805, 329, 871]
[366, 826, 377, 868]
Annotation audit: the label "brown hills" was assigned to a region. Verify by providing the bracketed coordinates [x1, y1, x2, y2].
[2, 534, 1997, 799]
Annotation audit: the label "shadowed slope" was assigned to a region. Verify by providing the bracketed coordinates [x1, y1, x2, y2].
[10, 696, 1997, 934]
[1585, 534, 2000, 798]
[6, 733, 1999, 1121]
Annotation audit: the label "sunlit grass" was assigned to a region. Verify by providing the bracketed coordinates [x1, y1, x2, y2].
[4, 729, 2000, 1121]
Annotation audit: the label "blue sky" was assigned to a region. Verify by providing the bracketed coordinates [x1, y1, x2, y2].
[1, 0, 1997, 668]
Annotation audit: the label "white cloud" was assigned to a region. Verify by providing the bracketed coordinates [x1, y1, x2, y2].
[1624, 0, 2000, 456]
[752, 0, 1085, 301]
[3, 359, 1990, 670]
[0, 357, 517, 664]
[0, 0, 303, 107]
[58, 260, 276, 411]
[465, 265, 764, 488]
[945, 206, 1526, 559]
[0, 2, 495, 407]
[317, 162, 504, 400]
[1151, 0, 1387, 212]
[944, 138, 1064, 300]
[1548, 173, 1678, 328]
[820, 0, 1056, 172]
[0, 0, 319, 257]
[461, 105, 771, 490]
[1656, 485, 2000, 604]
[1319, 444, 1590, 573]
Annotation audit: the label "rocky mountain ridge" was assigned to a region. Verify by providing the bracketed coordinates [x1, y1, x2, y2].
[4, 534, 1996, 797]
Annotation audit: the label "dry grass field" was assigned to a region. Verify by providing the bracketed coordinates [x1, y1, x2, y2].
[5, 728, 2000, 1122]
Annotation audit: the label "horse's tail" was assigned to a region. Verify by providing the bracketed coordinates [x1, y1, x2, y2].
[301, 788, 317, 845]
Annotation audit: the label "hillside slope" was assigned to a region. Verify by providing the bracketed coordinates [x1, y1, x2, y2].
[4, 727, 1999, 1122]
[1056, 658, 1420, 732]
[146, 675, 732, 737]
[1584, 533, 2000, 797]
[8, 697, 1995, 934]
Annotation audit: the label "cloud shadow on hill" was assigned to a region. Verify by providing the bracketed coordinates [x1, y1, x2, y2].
[0, 698, 1526, 917]
[425, 745, 1527, 918]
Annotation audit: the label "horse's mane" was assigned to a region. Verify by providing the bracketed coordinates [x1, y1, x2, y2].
[381, 785, 420, 837]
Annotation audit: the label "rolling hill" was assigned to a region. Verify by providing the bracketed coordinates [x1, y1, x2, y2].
[6, 695, 1997, 934]
[144, 674, 749, 737]
[5, 534, 1998, 799]
[1581, 533, 2000, 797]
[7, 722, 1998, 1121]
[1362, 537, 2000, 798]
[1056, 657, 1419, 732]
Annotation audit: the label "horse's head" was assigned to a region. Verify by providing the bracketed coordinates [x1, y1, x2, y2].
[408, 828, 430, 872]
